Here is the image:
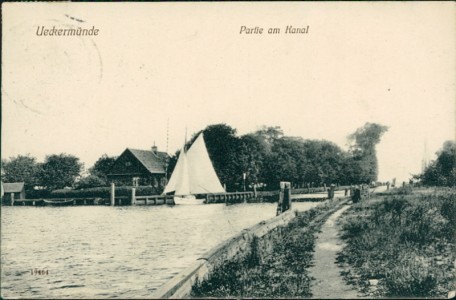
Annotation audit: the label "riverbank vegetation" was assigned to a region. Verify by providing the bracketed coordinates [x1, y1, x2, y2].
[416, 140, 455, 187]
[338, 187, 455, 298]
[2, 122, 388, 196]
[190, 198, 346, 298]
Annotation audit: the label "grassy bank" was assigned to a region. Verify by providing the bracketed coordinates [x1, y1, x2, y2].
[190, 198, 347, 298]
[338, 187, 455, 298]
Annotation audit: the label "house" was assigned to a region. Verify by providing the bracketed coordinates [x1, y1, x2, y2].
[107, 145, 169, 188]
[2, 182, 26, 200]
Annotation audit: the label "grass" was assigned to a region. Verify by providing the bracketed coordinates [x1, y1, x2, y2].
[190, 198, 345, 298]
[338, 187, 456, 298]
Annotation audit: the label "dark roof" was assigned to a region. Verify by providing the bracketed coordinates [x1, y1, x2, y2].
[3, 182, 25, 193]
[128, 149, 168, 174]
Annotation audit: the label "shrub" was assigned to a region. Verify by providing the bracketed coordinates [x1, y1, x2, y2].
[339, 189, 455, 298]
[50, 186, 160, 198]
[74, 175, 107, 189]
[384, 257, 439, 297]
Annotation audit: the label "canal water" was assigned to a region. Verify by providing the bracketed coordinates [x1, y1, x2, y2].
[1, 202, 320, 298]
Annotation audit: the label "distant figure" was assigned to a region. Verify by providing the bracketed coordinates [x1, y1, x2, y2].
[386, 181, 390, 190]
[344, 188, 348, 196]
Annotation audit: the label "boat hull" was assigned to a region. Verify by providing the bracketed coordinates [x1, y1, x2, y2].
[173, 195, 204, 205]
[43, 199, 74, 206]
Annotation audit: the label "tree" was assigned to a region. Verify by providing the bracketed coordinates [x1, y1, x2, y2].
[37, 154, 83, 191]
[1, 154, 40, 192]
[74, 175, 107, 189]
[252, 125, 284, 154]
[421, 140, 456, 186]
[264, 137, 303, 188]
[238, 134, 267, 187]
[89, 154, 117, 182]
[347, 123, 388, 183]
[301, 140, 345, 186]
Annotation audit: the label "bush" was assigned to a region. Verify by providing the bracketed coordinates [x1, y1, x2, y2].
[339, 189, 456, 298]
[50, 186, 160, 198]
[26, 189, 51, 199]
[384, 256, 439, 297]
[74, 175, 107, 189]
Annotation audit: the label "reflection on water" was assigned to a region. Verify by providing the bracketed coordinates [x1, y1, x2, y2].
[1, 202, 319, 298]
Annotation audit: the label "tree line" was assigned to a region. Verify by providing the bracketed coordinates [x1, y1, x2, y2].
[1, 153, 116, 197]
[416, 140, 455, 187]
[169, 122, 388, 191]
[1, 122, 389, 195]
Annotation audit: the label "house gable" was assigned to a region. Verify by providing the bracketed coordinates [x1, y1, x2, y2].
[108, 149, 152, 176]
[128, 149, 167, 174]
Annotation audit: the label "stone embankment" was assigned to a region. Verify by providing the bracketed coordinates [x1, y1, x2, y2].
[151, 196, 351, 299]
[151, 208, 297, 298]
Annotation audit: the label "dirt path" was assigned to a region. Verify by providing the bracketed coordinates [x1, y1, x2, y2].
[309, 204, 363, 299]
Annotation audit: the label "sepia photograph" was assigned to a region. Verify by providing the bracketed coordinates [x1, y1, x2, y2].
[1, 2, 455, 299]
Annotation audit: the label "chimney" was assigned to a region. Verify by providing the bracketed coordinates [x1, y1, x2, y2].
[152, 142, 158, 154]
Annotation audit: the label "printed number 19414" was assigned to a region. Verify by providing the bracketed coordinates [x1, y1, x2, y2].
[31, 269, 48, 275]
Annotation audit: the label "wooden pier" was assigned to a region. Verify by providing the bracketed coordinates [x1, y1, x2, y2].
[134, 195, 174, 206]
[205, 192, 254, 204]
[3, 183, 351, 207]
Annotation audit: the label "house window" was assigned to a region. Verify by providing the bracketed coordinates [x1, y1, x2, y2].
[132, 177, 140, 187]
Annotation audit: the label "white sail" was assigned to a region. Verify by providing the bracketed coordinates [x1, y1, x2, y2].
[163, 147, 190, 195]
[163, 133, 225, 196]
[186, 133, 225, 194]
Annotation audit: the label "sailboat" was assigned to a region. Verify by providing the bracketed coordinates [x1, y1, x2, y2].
[163, 133, 225, 204]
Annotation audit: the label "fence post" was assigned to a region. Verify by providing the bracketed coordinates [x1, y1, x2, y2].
[11, 193, 15, 206]
[111, 183, 115, 206]
[328, 184, 335, 200]
[131, 188, 136, 206]
[286, 184, 292, 210]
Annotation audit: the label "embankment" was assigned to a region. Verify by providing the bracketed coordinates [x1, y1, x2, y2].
[151, 196, 350, 298]
[337, 187, 456, 298]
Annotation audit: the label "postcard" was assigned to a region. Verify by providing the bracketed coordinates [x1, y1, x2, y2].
[2, 2, 455, 299]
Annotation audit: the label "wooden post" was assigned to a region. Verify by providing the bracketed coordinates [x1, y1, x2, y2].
[73, 200, 76, 205]
[11, 193, 15, 206]
[33, 200, 36, 206]
[110, 183, 115, 206]
[278, 189, 284, 215]
[131, 188, 136, 206]
[287, 186, 292, 210]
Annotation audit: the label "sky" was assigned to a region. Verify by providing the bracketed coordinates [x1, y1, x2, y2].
[2, 2, 455, 183]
